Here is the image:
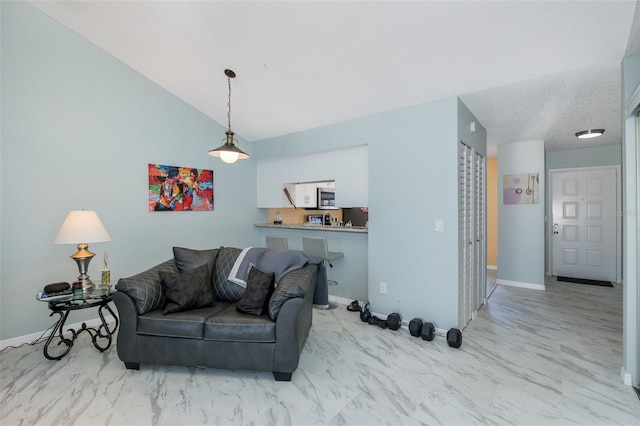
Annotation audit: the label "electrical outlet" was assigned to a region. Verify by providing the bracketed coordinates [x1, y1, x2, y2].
[380, 281, 387, 294]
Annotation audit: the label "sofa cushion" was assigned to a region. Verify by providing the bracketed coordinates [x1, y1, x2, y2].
[269, 263, 317, 320]
[116, 259, 177, 315]
[138, 304, 229, 339]
[212, 246, 244, 302]
[160, 263, 215, 314]
[236, 266, 275, 316]
[173, 246, 219, 279]
[203, 304, 276, 342]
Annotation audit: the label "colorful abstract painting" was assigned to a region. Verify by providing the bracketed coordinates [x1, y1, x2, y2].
[148, 164, 214, 211]
[503, 172, 539, 204]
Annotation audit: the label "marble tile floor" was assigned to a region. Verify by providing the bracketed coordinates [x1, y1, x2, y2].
[1, 277, 639, 426]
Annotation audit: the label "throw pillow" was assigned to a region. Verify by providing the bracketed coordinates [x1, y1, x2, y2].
[173, 246, 219, 278]
[236, 266, 275, 316]
[269, 264, 317, 320]
[212, 246, 244, 302]
[159, 263, 215, 314]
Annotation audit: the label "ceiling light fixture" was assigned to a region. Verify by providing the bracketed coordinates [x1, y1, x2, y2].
[575, 129, 605, 139]
[208, 69, 249, 164]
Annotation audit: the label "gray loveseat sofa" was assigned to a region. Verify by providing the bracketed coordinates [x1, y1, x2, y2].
[112, 246, 318, 381]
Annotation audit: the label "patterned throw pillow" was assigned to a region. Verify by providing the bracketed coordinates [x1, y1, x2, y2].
[116, 259, 177, 315]
[212, 246, 244, 302]
[268, 264, 317, 320]
[159, 263, 215, 314]
[173, 247, 219, 279]
[236, 266, 275, 316]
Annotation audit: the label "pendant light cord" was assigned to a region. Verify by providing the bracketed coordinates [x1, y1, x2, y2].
[227, 75, 232, 132]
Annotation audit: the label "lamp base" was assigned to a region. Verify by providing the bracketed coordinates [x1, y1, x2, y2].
[70, 243, 96, 292]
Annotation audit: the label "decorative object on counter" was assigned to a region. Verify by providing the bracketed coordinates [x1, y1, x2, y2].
[575, 129, 604, 139]
[149, 164, 214, 211]
[53, 210, 111, 292]
[101, 252, 111, 286]
[208, 69, 249, 164]
[274, 212, 283, 224]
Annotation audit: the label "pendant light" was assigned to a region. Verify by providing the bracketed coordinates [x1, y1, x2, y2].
[208, 69, 249, 164]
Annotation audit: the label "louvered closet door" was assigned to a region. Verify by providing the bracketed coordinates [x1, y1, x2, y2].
[458, 143, 473, 328]
[474, 152, 486, 310]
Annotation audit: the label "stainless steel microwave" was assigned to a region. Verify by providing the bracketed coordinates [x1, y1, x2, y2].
[317, 187, 338, 210]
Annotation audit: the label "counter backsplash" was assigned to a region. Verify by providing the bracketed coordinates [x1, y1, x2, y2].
[267, 208, 343, 225]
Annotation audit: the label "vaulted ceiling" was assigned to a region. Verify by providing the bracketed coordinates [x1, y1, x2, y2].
[29, 1, 639, 156]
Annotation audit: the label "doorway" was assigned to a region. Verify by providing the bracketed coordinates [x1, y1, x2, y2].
[549, 166, 620, 282]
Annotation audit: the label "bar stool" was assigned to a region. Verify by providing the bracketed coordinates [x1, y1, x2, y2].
[266, 235, 288, 251]
[302, 236, 343, 309]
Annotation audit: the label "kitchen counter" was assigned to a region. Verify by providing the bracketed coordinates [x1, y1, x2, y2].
[255, 223, 368, 234]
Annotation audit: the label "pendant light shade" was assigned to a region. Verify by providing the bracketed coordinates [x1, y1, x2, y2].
[208, 69, 249, 164]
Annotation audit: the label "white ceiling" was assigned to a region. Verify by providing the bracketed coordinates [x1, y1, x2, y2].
[29, 1, 639, 156]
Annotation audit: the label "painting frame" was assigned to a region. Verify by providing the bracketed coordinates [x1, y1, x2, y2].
[148, 164, 214, 212]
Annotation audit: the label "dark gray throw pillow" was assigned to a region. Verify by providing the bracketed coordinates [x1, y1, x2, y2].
[236, 266, 275, 316]
[173, 246, 219, 278]
[159, 263, 215, 314]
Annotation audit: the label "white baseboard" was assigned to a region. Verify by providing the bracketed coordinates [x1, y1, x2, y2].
[328, 295, 356, 307]
[496, 279, 545, 291]
[487, 265, 498, 271]
[621, 366, 633, 386]
[0, 314, 116, 351]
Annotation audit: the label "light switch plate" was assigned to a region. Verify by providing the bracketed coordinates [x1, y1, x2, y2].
[435, 219, 444, 232]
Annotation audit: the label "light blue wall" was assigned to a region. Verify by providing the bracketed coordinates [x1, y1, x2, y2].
[255, 97, 485, 329]
[621, 53, 640, 386]
[497, 140, 546, 287]
[0, 1, 261, 340]
[546, 145, 622, 170]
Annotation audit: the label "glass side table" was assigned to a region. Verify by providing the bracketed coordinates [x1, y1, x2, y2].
[36, 286, 119, 360]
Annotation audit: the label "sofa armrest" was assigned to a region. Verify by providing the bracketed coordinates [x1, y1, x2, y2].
[272, 265, 317, 374]
[111, 290, 139, 364]
[115, 259, 177, 315]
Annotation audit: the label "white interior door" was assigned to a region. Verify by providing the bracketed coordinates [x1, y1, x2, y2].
[458, 142, 473, 329]
[474, 152, 486, 310]
[551, 167, 618, 281]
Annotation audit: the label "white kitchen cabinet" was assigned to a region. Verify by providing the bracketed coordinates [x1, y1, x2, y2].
[294, 183, 317, 208]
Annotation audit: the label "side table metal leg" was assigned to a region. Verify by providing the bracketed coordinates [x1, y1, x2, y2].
[43, 311, 73, 360]
[91, 303, 118, 351]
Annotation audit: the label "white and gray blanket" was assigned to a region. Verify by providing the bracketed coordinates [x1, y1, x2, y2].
[228, 247, 309, 288]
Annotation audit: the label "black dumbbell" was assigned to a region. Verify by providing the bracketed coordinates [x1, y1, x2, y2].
[409, 318, 423, 337]
[421, 322, 435, 341]
[387, 313, 401, 330]
[446, 328, 463, 348]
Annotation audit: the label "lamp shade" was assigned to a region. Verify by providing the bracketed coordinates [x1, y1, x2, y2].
[53, 210, 111, 244]
[208, 131, 249, 164]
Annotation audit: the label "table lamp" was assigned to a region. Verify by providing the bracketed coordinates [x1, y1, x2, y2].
[53, 210, 111, 291]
